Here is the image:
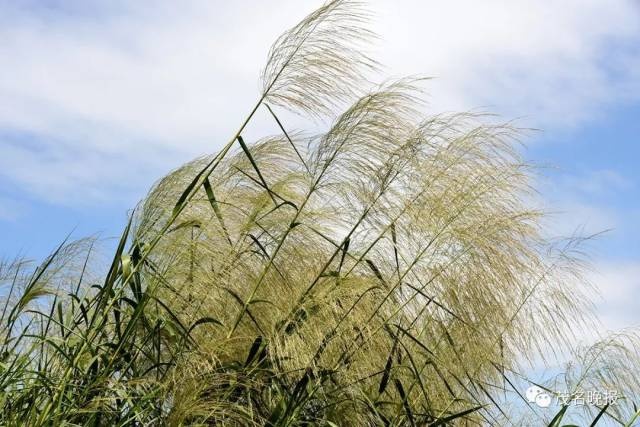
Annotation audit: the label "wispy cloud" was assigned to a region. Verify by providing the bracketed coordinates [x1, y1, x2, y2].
[536, 168, 634, 238]
[0, 0, 639, 204]
[590, 261, 640, 333]
[376, 0, 640, 126]
[532, 167, 639, 339]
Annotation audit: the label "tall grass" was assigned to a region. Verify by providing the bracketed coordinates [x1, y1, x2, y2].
[1, 1, 638, 425]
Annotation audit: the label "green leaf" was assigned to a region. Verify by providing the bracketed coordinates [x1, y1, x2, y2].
[245, 336, 263, 367]
[237, 135, 277, 204]
[548, 405, 569, 427]
[429, 405, 484, 426]
[188, 317, 224, 335]
[203, 177, 232, 244]
[395, 379, 415, 426]
[172, 163, 209, 218]
[379, 330, 399, 395]
[589, 403, 609, 426]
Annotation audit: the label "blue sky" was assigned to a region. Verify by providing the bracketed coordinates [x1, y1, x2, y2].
[1, 0, 638, 351]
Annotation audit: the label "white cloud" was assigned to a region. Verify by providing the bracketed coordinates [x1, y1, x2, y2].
[558, 169, 632, 197]
[530, 167, 639, 337]
[0, 0, 639, 204]
[589, 261, 640, 333]
[374, 0, 640, 125]
[534, 169, 632, 238]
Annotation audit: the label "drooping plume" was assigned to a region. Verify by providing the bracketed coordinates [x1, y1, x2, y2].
[261, 0, 378, 118]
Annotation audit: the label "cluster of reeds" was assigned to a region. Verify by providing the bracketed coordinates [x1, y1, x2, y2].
[1, 1, 638, 425]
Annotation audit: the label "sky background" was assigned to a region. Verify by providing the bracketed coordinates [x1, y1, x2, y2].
[1, 0, 639, 354]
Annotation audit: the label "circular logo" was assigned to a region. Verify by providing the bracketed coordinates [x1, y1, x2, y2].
[526, 386, 552, 408]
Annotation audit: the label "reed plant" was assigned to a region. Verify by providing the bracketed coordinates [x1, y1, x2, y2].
[1, 1, 638, 425]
